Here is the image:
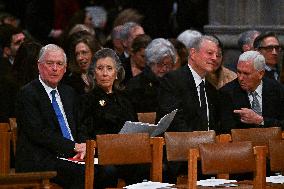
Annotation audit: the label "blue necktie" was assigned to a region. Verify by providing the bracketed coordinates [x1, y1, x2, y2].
[51, 90, 72, 140]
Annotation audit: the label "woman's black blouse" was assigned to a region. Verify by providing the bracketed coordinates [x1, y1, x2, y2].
[78, 86, 138, 139]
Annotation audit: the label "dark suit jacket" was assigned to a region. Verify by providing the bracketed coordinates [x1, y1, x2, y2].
[220, 78, 284, 133]
[158, 65, 220, 132]
[125, 66, 160, 113]
[15, 79, 84, 172]
[62, 72, 87, 95]
[0, 57, 12, 77]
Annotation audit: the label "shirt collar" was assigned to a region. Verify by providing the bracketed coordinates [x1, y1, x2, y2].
[188, 64, 204, 87]
[265, 64, 278, 72]
[248, 80, 263, 97]
[39, 75, 58, 98]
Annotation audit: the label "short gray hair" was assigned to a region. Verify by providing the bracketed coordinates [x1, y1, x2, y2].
[38, 44, 67, 63]
[191, 35, 220, 51]
[238, 30, 260, 50]
[238, 50, 266, 71]
[177, 30, 202, 49]
[145, 38, 176, 67]
[120, 22, 140, 40]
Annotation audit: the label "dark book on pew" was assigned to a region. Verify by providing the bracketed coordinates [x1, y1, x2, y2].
[119, 109, 177, 137]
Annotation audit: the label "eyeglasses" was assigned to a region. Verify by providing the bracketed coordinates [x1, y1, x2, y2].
[44, 61, 66, 68]
[258, 45, 281, 52]
[156, 62, 173, 70]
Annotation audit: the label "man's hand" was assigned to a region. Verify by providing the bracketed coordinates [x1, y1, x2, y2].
[73, 143, 86, 160]
[234, 108, 263, 125]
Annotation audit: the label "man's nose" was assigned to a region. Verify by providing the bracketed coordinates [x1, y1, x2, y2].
[272, 48, 278, 54]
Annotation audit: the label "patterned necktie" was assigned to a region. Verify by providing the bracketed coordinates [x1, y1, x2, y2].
[251, 91, 262, 115]
[199, 81, 208, 126]
[51, 90, 72, 140]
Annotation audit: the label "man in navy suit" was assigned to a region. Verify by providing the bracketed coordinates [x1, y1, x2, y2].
[220, 50, 284, 133]
[15, 44, 86, 188]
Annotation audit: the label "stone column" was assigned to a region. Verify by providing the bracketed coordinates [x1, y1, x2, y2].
[204, 0, 284, 73]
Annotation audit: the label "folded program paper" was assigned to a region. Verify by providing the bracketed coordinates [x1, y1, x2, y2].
[119, 109, 177, 137]
[266, 175, 284, 184]
[123, 181, 175, 189]
[197, 179, 237, 187]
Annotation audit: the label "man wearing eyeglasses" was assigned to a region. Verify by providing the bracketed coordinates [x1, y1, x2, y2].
[253, 31, 282, 81]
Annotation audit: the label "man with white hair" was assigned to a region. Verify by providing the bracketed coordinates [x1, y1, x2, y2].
[220, 50, 284, 132]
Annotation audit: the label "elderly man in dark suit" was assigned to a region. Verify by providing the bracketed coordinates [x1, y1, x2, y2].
[220, 50, 284, 133]
[15, 44, 86, 188]
[158, 35, 221, 132]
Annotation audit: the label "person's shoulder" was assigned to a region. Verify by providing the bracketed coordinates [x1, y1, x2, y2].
[20, 79, 39, 93]
[161, 66, 187, 84]
[263, 78, 284, 93]
[219, 78, 239, 92]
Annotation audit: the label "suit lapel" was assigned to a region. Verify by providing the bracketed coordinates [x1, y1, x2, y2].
[262, 78, 275, 117]
[234, 84, 251, 109]
[34, 79, 59, 127]
[181, 66, 205, 121]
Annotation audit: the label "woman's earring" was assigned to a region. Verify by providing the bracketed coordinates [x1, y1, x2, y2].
[116, 76, 118, 79]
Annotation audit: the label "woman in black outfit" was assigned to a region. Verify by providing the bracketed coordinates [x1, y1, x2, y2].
[78, 48, 145, 188]
[78, 48, 137, 138]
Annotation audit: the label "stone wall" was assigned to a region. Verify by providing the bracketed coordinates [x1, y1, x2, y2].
[204, 0, 284, 73]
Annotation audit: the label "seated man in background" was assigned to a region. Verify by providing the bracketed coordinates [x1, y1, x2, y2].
[220, 50, 284, 132]
[15, 44, 86, 188]
[253, 32, 282, 81]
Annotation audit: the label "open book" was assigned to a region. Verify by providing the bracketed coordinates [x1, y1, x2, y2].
[119, 109, 177, 137]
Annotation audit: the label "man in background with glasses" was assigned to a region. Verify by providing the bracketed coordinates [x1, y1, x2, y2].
[253, 31, 282, 81]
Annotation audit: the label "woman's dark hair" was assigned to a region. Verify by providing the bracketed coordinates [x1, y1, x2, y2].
[168, 38, 189, 67]
[68, 32, 101, 73]
[12, 40, 42, 88]
[131, 34, 152, 53]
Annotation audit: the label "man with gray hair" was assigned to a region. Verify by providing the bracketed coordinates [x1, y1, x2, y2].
[238, 30, 260, 52]
[158, 35, 221, 132]
[176, 29, 202, 49]
[157, 35, 221, 182]
[119, 22, 145, 62]
[220, 50, 284, 132]
[15, 44, 87, 188]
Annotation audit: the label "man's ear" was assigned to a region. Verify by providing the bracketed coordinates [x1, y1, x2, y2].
[2, 46, 11, 58]
[189, 48, 196, 60]
[259, 69, 265, 79]
[242, 44, 251, 52]
[122, 40, 127, 49]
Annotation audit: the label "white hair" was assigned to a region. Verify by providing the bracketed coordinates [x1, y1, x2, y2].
[177, 29, 202, 49]
[238, 50, 266, 71]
